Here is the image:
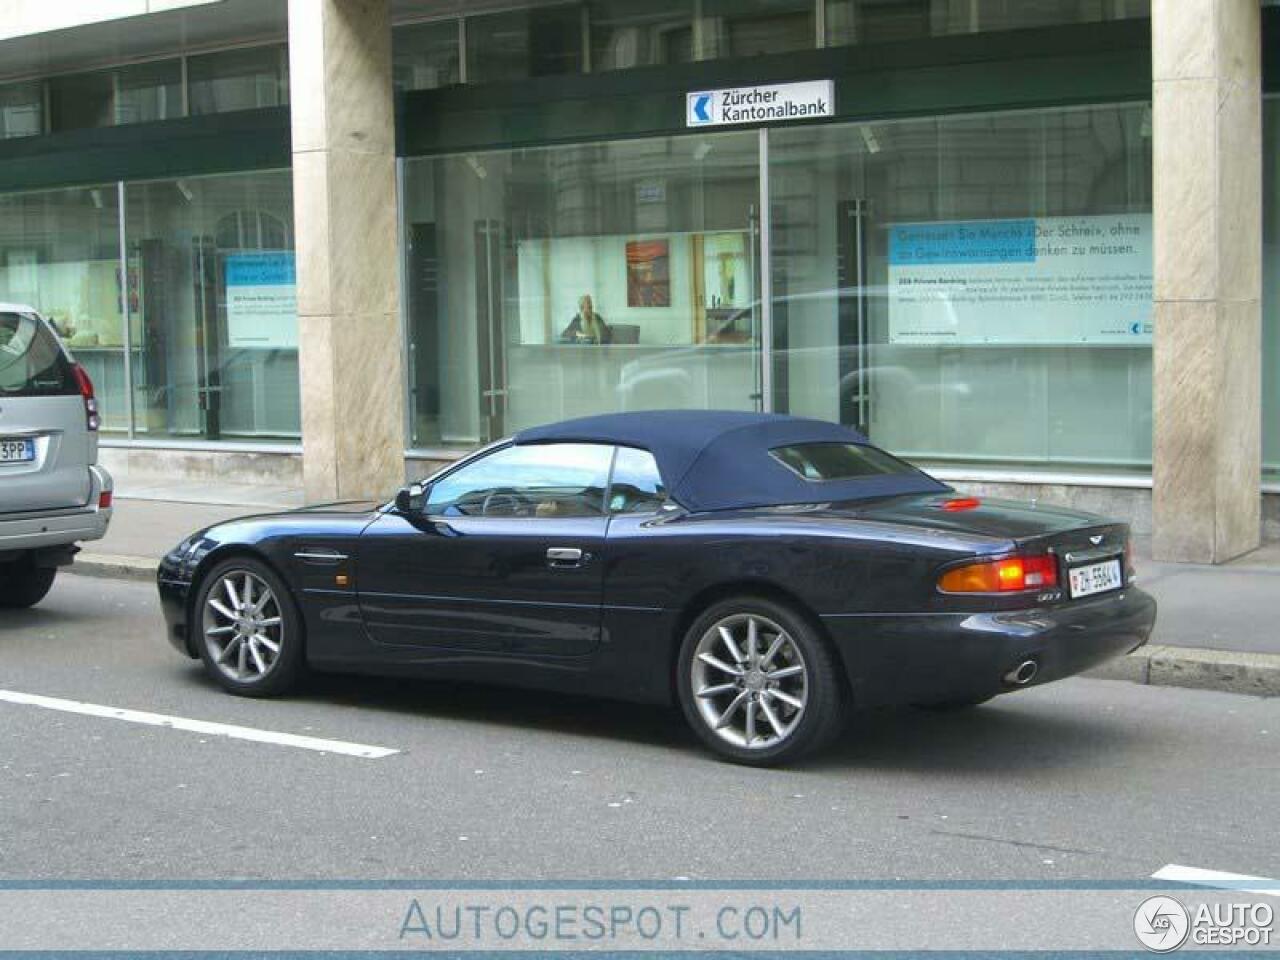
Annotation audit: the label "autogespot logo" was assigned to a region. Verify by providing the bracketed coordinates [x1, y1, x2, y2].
[1134, 896, 1190, 952]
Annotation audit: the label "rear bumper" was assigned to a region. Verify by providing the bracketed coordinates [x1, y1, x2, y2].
[825, 586, 1157, 709]
[0, 464, 112, 560]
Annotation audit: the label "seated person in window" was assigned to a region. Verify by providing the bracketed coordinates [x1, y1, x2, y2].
[559, 294, 612, 344]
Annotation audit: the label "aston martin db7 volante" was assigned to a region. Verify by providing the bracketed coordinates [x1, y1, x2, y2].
[158, 410, 1156, 765]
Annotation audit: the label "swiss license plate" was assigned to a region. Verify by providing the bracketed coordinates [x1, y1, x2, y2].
[1068, 557, 1123, 598]
[0, 438, 35, 464]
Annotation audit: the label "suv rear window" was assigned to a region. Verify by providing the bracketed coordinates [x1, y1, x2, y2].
[0, 312, 75, 397]
[770, 442, 917, 481]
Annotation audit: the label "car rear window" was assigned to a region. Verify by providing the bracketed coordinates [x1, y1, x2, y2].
[0, 312, 75, 397]
[770, 442, 918, 481]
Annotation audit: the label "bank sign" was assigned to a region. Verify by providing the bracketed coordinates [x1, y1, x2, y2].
[686, 80, 834, 128]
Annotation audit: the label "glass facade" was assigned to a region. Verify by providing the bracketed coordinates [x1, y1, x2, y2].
[1265, 96, 1279, 477]
[0, 81, 43, 139]
[0, 171, 298, 442]
[770, 104, 1153, 469]
[0, 184, 126, 431]
[0, 45, 288, 139]
[391, 0, 1149, 91]
[124, 170, 299, 442]
[402, 131, 762, 447]
[825, 0, 1150, 46]
[404, 101, 1154, 469]
[188, 46, 290, 114]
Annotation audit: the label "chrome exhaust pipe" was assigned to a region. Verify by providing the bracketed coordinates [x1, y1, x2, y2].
[1004, 659, 1039, 686]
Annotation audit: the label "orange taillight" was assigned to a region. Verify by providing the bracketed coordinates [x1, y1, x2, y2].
[938, 554, 1059, 594]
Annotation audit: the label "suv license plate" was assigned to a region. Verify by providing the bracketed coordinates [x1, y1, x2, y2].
[1068, 557, 1122, 598]
[0, 438, 35, 464]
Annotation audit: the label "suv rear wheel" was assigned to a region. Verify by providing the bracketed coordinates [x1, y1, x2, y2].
[0, 562, 57, 608]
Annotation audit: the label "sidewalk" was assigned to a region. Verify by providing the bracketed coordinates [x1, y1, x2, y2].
[73, 488, 1280, 698]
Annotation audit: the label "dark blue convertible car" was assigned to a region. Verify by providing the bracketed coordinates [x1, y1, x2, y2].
[158, 410, 1155, 765]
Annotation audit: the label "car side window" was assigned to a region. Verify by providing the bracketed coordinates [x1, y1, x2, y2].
[425, 443, 612, 518]
[608, 446, 667, 514]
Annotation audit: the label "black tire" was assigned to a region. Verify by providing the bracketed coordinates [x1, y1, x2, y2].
[194, 556, 305, 697]
[0, 564, 56, 608]
[676, 595, 846, 767]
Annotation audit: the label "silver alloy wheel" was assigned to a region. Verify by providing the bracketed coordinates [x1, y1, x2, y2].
[690, 613, 808, 750]
[201, 570, 284, 684]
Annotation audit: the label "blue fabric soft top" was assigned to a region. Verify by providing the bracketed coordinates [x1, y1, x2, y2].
[513, 410, 950, 512]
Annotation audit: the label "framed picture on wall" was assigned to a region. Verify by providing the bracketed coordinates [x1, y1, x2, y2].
[626, 239, 670, 307]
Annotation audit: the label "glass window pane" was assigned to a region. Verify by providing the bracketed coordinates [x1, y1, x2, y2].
[590, 0, 695, 71]
[427, 442, 613, 516]
[0, 81, 43, 139]
[402, 130, 762, 449]
[769, 103, 1153, 471]
[393, 20, 461, 90]
[48, 72, 115, 131]
[826, 0, 1150, 48]
[466, 4, 584, 83]
[1264, 96, 1279, 477]
[124, 170, 299, 442]
[0, 185, 126, 431]
[609, 445, 666, 511]
[115, 59, 182, 124]
[188, 46, 289, 114]
[698, 0, 816, 60]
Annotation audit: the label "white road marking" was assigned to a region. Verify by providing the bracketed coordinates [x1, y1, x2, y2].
[0, 689, 399, 759]
[1153, 864, 1280, 897]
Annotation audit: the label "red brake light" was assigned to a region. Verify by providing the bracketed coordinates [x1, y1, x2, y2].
[71, 363, 100, 431]
[940, 497, 982, 512]
[98, 490, 112, 510]
[938, 554, 1059, 594]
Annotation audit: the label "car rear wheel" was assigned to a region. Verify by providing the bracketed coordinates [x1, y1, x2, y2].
[677, 596, 846, 766]
[195, 557, 304, 697]
[0, 564, 56, 608]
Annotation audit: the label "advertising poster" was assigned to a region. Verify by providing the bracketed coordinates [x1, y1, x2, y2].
[225, 250, 298, 348]
[626, 239, 671, 308]
[886, 213, 1153, 345]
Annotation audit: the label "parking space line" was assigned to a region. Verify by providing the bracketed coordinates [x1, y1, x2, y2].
[1152, 864, 1280, 897]
[0, 689, 399, 759]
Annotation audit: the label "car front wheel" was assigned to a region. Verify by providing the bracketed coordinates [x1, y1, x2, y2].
[677, 596, 846, 766]
[195, 557, 304, 697]
[0, 564, 56, 608]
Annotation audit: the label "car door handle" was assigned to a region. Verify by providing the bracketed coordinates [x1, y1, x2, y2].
[546, 547, 584, 567]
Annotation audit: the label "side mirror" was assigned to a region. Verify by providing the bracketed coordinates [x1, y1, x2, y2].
[394, 482, 427, 514]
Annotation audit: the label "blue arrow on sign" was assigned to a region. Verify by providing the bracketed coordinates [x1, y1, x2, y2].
[693, 94, 712, 123]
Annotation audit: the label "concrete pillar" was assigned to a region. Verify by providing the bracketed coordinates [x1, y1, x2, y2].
[288, 0, 404, 502]
[1151, 0, 1262, 563]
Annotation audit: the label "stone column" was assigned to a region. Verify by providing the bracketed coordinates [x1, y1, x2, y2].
[1151, 0, 1262, 563]
[288, 0, 404, 502]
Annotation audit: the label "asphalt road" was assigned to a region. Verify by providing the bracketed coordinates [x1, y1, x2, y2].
[1, 572, 1277, 883]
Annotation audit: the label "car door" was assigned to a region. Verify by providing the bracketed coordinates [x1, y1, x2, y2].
[0, 311, 93, 514]
[356, 442, 613, 658]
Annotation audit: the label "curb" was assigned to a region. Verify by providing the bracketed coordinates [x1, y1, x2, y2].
[69, 554, 157, 584]
[66, 560, 1280, 699]
[1084, 644, 1280, 697]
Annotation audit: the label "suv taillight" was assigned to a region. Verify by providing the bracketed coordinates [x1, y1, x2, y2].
[71, 363, 100, 432]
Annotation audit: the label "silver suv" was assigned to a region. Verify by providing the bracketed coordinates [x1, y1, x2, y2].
[0, 305, 113, 607]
